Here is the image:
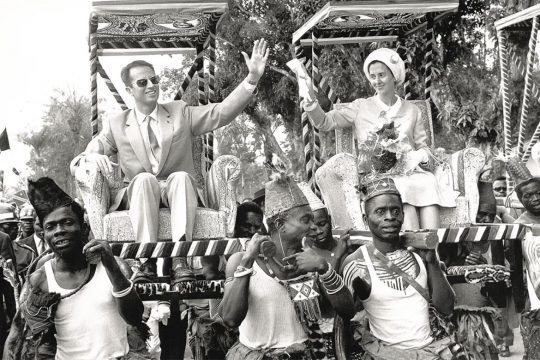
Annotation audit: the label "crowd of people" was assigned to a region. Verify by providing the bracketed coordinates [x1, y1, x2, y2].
[0, 40, 539, 360]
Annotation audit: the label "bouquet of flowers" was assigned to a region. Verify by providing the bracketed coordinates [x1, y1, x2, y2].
[357, 121, 413, 180]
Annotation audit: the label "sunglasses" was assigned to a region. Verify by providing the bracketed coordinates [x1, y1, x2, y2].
[493, 187, 506, 192]
[132, 75, 160, 88]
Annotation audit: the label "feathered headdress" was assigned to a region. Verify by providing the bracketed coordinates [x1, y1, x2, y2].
[297, 182, 326, 212]
[28, 177, 75, 224]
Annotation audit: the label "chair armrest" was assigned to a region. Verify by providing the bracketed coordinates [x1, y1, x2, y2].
[315, 153, 364, 230]
[448, 148, 485, 222]
[73, 160, 113, 239]
[205, 155, 241, 237]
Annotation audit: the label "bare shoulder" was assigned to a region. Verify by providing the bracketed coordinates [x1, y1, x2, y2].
[28, 266, 48, 292]
[340, 247, 366, 274]
[225, 252, 246, 277]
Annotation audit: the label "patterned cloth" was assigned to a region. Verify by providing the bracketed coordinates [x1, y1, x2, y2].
[521, 308, 540, 360]
[226, 340, 313, 360]
[187, 306, 238, 360]
[358, 327, 459, 360]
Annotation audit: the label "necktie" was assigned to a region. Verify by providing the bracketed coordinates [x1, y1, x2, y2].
[146, 116, 161, 162]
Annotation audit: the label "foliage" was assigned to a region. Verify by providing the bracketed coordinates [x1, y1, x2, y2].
[24, 0, 540, 200]
[18, 90, 94, 196]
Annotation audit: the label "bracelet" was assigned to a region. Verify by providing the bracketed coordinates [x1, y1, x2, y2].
[233, 266, 253, 278]
[319, 262, 333, 279]
[325, 280, 345, 295]
[320, 269, 345, 294]
[112, 280, 134, 298]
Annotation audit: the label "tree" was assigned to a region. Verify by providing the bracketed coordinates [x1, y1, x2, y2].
[18, 90, 94, 196]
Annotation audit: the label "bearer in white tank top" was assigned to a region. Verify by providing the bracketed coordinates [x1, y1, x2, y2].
[9, 177, 145, 360]
[341, 177, 456, 359]
[219, 173, 355, 360]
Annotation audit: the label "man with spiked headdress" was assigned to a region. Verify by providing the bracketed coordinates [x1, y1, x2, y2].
[341, 177, 457, 359]
[4, 177, 144, 359]
[219, 173, 354, 359]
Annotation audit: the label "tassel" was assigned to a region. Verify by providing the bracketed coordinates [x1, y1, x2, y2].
[294, 299, 322, 323]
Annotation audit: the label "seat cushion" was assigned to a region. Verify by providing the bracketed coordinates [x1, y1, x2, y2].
[103, 208, 227, 242]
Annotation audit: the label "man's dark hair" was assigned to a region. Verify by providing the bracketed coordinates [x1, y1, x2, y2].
[235, 202, 263, 231]
[494, 176, 507, 182]
[120, 60, 155, 87]
[516, 178, 540, 200]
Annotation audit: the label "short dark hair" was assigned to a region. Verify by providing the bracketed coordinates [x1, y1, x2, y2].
[235, 202, 262, 224]
[120, 60, 155, 87]
[516, 178, 540, 200]
[494, 176, 507, 182]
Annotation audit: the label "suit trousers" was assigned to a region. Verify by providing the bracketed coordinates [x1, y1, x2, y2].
[126, 171, 198, 243]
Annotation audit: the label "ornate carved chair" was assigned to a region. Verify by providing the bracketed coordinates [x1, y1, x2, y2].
[315, 99, 486, 229]
[74, 1, 239, 243]
[73, 138, 240, 242]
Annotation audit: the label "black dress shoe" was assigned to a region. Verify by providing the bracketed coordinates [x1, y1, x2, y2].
[132, 259, 158, 284]
[171, 258, 196, 285]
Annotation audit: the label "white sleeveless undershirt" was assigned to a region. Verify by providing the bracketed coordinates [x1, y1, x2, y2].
[44, 260, 129, 360]
[360, 246, 433, 349]
[238, 261, 307, 349]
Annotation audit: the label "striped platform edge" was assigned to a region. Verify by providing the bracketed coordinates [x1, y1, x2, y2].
[339, 224, 527, 246]
[134, 280, 224, 300]
[110, 224, 528, 259]
[111, 238, 247, 258]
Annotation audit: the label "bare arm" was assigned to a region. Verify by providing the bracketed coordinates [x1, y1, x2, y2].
[84, 240, 143, 326]
[218, 252, 253, 328]
[318, 269, 356, 321]
[425, 260, 454, 315]
[415, 246, 454, 315]
[219, 234, 268, 328]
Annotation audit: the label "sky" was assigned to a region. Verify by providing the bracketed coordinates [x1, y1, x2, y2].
[0, 0, 187, 189]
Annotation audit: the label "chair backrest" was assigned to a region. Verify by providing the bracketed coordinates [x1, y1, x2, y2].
[333, 99, 434, 154]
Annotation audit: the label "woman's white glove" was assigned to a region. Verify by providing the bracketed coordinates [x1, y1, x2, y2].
[403, 149, 429, 174]
[151, 302, 171, 325]
[287, 59, 316, 105]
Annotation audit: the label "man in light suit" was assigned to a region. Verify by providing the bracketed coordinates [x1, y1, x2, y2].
[71, 39, 268, 280]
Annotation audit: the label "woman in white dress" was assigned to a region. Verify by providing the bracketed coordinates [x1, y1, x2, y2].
[302, 48, 456, 230]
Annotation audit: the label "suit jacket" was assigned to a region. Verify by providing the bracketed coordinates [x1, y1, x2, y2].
[71, 83, 253, 209]
[0, 232, 12, 263]
[0, 232, 34, 277]
[17, 235, 37, 254]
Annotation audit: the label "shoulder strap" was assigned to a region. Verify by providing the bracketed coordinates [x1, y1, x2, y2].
[367, 244, 430, 302]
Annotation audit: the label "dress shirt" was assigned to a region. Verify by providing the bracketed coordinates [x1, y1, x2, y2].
[34, 234, 49, 255]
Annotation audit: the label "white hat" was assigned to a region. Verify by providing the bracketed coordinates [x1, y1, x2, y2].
[297, 182, 326, 212]
[363, 48, 406, 86]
